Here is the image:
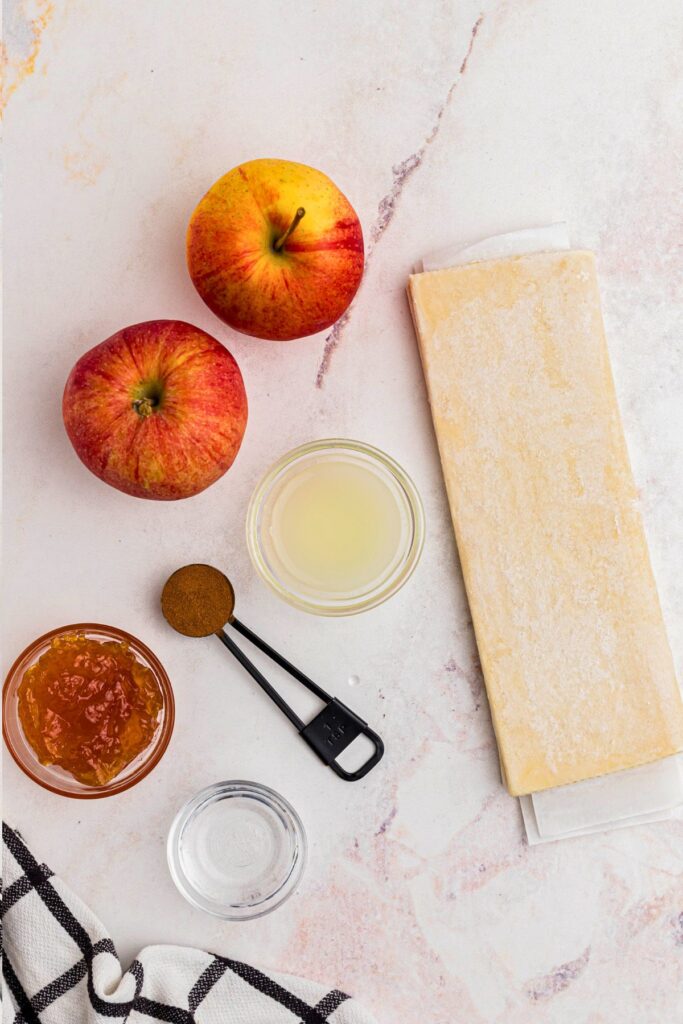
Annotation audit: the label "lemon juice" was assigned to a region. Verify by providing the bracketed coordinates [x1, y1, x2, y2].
[248, 440, 424, 615]
[268, 459, 404, 593]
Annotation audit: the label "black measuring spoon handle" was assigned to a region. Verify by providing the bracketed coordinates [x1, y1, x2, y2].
[216, 628, 304, 730]
[300, 698, 385, 781]
[218, 621, 385, 782]
[230, 617, 330, 702]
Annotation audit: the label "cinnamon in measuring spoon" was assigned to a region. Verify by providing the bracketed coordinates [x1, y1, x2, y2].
[161, 564, 235, 637]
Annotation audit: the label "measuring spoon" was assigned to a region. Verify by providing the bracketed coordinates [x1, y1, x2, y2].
[161, 564, 384, 781]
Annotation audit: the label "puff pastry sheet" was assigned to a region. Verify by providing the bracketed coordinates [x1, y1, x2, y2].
[408, 251, 683, 795]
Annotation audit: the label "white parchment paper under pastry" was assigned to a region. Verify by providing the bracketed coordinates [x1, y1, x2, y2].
[417, 225, 683, 843]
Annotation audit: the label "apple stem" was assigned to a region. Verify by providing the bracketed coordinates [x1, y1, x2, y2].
[273, 207, 306, 251]
[132, 397, 156, 419]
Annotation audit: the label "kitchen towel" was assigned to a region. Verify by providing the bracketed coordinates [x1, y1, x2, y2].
[2, 823, 377, 1024]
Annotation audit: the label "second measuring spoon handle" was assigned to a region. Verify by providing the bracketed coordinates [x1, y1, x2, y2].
[216, 628, 305, 731]
[230, 617, 330, 702]
[220, 619, 385, 782]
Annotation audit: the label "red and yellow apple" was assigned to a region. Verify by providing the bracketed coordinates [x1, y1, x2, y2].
[63, 320, 248, 500]
[186, 158, 364, 341]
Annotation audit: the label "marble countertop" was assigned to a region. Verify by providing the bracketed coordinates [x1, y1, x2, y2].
[3, 2, 682, 1021]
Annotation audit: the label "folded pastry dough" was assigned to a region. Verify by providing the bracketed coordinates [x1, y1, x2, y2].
[408, 250, 683, 795]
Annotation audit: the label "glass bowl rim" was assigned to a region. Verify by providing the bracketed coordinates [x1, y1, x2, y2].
[2, 622, 175, 799]
[246, 437, 425, 616]
[167, 779, 308, 921]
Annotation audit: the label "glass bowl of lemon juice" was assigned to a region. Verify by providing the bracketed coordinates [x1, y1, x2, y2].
[246, 439, 424, 616]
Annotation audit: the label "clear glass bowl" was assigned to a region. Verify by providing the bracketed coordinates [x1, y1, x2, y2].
[246, 439, 425, 615]
[2, 624, 174, 799]
[167, 780, 307, 920]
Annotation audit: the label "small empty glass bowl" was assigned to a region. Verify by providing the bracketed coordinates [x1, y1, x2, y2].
[2, 623, 174, 799]
[167, 781, 307, 920]
[246, 439, 425, 615]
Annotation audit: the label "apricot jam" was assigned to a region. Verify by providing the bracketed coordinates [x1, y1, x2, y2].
[17, 633, 163, 786]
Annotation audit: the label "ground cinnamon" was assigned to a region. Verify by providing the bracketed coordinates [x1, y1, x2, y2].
[161, 563, 235, 637]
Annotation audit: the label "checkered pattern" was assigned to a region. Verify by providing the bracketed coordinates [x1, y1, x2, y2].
[2, 824, 377, 1024]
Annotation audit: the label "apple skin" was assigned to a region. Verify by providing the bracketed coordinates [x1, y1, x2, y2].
[187, 158, 364, 341]
[63, 320, 248, 500]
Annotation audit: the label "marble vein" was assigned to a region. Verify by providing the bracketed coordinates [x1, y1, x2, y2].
[315, 13, 484, 386]
[445, 656, 484, 711]
[525, 946, 591, 1002]
[1, 0, 54, 115]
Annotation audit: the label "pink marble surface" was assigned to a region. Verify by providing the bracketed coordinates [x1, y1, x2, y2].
[3, 2, 682, 1022]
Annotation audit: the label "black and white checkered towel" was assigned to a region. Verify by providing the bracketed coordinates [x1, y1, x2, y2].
[2, 824, 377, 1024]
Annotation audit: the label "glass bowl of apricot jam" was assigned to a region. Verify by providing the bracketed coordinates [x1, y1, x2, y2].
[3, 624, 174, 799]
